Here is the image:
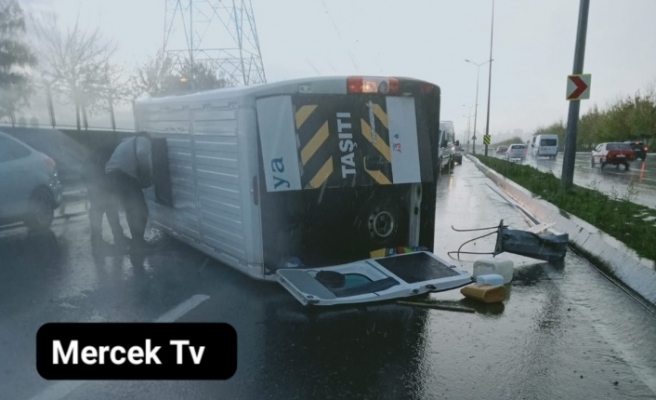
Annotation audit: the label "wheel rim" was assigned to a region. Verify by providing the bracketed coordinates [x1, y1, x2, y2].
[369, 210, 396, 239]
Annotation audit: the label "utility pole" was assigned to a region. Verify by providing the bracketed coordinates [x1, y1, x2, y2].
[561, 0, 590, 191]
[463, 104, 473, 152]
[483, 0, 495, 157]
[466, 59, 491, 155]
[164, 0, 267, 88]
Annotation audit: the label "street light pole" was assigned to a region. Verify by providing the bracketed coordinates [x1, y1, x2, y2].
[465, 59, 492, 155]
[483, 0, 496, 157]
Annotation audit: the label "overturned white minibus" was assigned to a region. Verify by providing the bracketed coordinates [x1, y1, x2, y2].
[134, 76, 472, 306]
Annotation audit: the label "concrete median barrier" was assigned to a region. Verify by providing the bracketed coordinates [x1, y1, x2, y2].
[467, 154, 656, 307]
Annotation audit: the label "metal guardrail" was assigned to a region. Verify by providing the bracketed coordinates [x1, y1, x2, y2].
[0, 123, 136, 133]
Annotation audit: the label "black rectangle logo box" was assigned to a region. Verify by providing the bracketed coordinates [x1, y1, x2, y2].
[36, 323, 237, 380]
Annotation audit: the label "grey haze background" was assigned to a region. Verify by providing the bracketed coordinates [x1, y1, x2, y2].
[16, 0, 656, 143]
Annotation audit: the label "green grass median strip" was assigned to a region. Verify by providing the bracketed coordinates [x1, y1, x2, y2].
[474, 155, 656, 262]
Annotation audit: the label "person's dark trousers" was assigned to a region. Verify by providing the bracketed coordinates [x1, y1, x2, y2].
[87, 183, 125, 244]
[107, 170, 149, 249]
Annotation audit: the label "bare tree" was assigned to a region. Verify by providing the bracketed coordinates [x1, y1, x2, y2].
[177, 60, 233, 92]
[128, 49, 178, 99]
[0, 0, 37, 124]
[130, 52, 234, 99]
[30, 12, 125, 130]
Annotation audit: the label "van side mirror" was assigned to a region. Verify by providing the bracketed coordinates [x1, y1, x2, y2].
[455, 140, 460, 146]
[441, 139, 448, 148]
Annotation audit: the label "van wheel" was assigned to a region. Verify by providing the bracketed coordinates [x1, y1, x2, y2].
[25, 188, 54, 232]
[355, 196, 406, 248]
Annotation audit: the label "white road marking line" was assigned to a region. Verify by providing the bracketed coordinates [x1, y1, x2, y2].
[27, 294, 210, 400]
[27, 382, 86, 400]
[154, 294, 210, 322]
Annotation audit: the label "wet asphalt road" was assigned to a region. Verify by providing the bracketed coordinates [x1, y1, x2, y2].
[2, 158, 656, 400]
[493, 150, 656, 209]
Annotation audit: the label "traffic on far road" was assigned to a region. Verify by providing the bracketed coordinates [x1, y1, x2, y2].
[492, 148, 656, 209]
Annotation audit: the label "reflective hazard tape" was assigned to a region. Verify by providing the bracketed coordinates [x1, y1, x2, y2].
[372, 104, 388, 129]
[361, 119, 392, 162]
[365, 167, 392, 185]
[295, 105, 317, 129]
[305, 157, 334, 189]
[300, 121, 329, 166]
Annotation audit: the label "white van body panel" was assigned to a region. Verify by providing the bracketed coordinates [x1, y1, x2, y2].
[135, 85, 274, 281]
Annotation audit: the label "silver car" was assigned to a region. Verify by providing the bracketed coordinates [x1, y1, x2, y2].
[505, 143, 527, 161]
[0, 131, 63, 231]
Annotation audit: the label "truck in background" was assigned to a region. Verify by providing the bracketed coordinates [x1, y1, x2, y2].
[438, 121, 458, 170]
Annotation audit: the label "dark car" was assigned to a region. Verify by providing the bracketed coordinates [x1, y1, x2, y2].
[624, 141, 648, 161]
[453, 145, 464, 165]
[0, 131, 63, 231]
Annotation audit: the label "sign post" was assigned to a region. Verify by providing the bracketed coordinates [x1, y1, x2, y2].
[561, 0, 591, 191]
[566, 74, 591, 101]
[483, 134, 491, 151]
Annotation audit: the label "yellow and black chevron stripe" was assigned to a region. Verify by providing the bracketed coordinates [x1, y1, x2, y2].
[292, 95, 394, 189]
[360, 102, 392, 185]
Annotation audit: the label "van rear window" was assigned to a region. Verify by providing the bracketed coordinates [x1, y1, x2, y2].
[540, 139, 557, 146]
[607, 143, 632, 151]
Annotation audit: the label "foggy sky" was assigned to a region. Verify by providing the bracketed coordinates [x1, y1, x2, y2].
[19, 0, 656, 142]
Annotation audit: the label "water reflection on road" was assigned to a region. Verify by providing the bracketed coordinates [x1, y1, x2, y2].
[1, 158, 656, 400]
[492, 151, 656, 209]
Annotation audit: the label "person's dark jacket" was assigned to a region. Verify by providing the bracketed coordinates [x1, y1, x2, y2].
[83, 144, 117, 191]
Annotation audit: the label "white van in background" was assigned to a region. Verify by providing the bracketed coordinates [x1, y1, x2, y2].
[531, 134, 559, 159]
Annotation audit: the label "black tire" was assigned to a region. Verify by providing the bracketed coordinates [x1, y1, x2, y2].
[591, 157, 595, 167]
[25, 188, 54, 231]
[624, 162, 630, 170]
[601, 162, 606, 169]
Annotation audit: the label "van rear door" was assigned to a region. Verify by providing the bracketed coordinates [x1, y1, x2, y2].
[539, 137, 558, 156]
[254, 78, 472, 305]
[277, 251, 472, 306]
[255, 93, 429, 192]
[254, 84, 440, 270]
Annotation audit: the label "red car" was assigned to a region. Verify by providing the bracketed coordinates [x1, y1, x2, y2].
[591, 142, 635, 169]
